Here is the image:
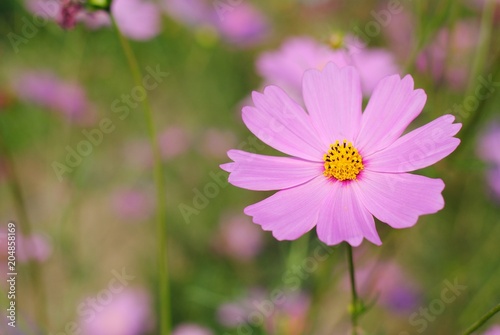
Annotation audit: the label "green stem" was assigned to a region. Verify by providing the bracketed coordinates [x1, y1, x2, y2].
[285, 235, 310, 289]
[462, 303, 500, 335]
[466, 0, 495, 96]
[346, 244, 359, 335]
[460, 0, 494, 133]
[453, 0, 498, 155]
[0, 136, 48, 332]
[113, 21, 170, 335]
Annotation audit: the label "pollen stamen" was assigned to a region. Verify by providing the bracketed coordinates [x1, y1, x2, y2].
[323, 140, 364, 181]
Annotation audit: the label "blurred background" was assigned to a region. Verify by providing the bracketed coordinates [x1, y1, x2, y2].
[0, 0, 500, 334]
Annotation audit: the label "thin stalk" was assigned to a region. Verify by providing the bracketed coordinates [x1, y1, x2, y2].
[285, 235, 310, 289]
[113, 21, 170, 335]
[346, 244, 359, 335]
[0, 137, 48, 332]
[460, 0, 495, 135]
[466, 0, 495, 96]
[462, 303, 500, 335]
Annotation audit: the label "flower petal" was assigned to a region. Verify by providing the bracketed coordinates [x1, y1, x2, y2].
[221, 150, 322, 191]
[350, 48, 400, 95]
[352, 171, 445, 229]
[302, 63, 363, 144]
[316, 181, 381, 246]
[244, 176, 330, 240]
[365, 114, 461, 173]
[242, 86, 325, 161]
[356, 75, 427, 155]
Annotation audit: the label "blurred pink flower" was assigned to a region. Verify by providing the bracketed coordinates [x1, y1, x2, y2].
[60, 0, 83, 29]
[199, 129, 237, 159]
[214, 3, 268, 47]
[13, 71, 94, 124]
[217, 288, 267, 327]
[159, 125, 191, 160]
[477, 123, 500, 198]
[383, 8, 415, 60]
[478, 123, 500, 163]
[266, 292, 310, 335]
[25, 0, 59, 20]
[25, 0, 110, 30]
[111, 189, 154, 222]
[112, 0, 162, 41]
[77, 10, 112, 30]
[217, 289, 310, 334]
[350, 48, 401, 97]
[483, 325, 500, 335]
[217, 302, 248, 328]
[25, 0, 161, 38]
[212, 213, 263, 261]
[163, 0, 212, 26]
[163, 0, 268, 47]
[17, 233, 52, 263]
[417, 20, 479, 90]
[172, 324, 213, 335]
[257, 36, 398, 101]
[80, 289, 153, 335]
[354, 261, 421, 313]
[222, 63, 461, 246]
[257, 37, 349, 101]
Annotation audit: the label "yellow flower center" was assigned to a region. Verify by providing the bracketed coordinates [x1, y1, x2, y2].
[328, 32, 345, 50]
[323, 140, 364, 181]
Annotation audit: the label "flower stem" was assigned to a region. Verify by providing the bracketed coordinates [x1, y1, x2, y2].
[458, 0, 495, 140]
[0, 136, 48, 332]
[346, 244, 359, 335]
[462, 303, 500, 335]
[466, 0, 495, 96]
[286, 235, 310, 289]
[113, 21, 171, 335]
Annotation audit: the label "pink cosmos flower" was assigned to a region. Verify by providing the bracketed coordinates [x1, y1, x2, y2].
[77, 10, 112, 30]
[60, 0, 83, 29]
[158, 125, 191, 160]
[212, 212, 263, 261]
[172, 324, 213, 335]
[80, 288, 153, 335]
[25, 0, 59, 20]
[17, 233, 52, 263]
[112, 0, 162, 41]
[163, 0, 213, 27]
[257, 37, 399, 100]
[221, 63, 461, 246]
[214, 3, 269, 48]
[110, 189, 154, 222]
[266, 292, 310, 335]
[13, 71, 94, 124]
[163, 0, 268, 47]
[26, 0, 160, 40]
[25, 0, 110, 30]
[217, 288, 267, 327]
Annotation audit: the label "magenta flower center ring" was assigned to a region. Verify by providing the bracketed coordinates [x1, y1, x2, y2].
[323, 140, 364, 181]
